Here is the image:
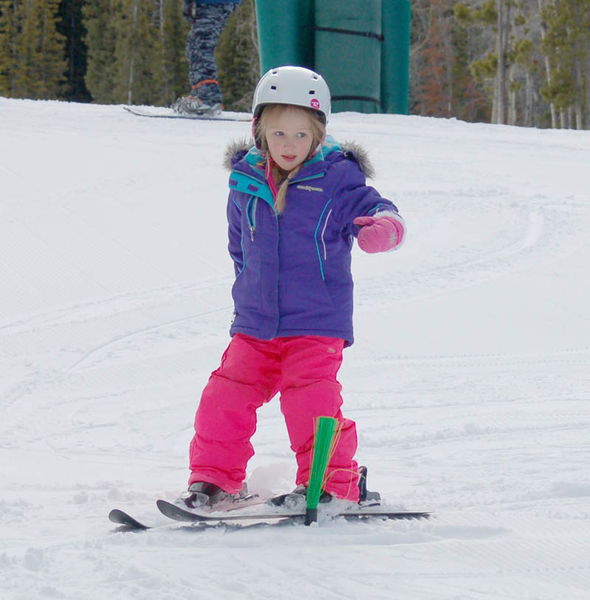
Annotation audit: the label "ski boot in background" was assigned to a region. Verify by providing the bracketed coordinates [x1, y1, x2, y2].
[172, 91, 222, 117]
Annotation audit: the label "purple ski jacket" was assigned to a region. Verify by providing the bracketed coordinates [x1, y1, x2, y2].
[225, 136, 400, 346]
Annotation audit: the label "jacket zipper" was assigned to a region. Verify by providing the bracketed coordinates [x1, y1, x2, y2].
[238, 169, 323, 241]
[246, 196, 258, 241]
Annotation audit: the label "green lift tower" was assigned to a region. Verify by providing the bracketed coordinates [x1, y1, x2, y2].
[254, 0, 411, 114]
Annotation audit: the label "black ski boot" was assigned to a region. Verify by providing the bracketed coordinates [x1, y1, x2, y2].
[358, 465, 381, 505]
[181, 482, 242, 509]
[268, 466, 380, 508]
[268, 485, 333, 509]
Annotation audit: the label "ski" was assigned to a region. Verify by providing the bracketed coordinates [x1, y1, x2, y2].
[109, 467, 429, 531]
[108, 508, 151, 530]
[156, 498, 430, 524]
[109, 492, 267, 531]
[123, 105, 251, 122]
[109, 501, 429, 531]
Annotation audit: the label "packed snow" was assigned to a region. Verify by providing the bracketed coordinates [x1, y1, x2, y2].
[1, 97, 589, 599]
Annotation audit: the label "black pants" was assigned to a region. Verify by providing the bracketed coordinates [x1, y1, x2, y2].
[186, 3, 237, 104]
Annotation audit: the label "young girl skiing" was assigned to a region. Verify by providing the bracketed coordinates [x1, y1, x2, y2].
[183, 66, 405, 509]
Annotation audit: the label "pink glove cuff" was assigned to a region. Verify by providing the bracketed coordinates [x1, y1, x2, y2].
[354, 212, 406, 254]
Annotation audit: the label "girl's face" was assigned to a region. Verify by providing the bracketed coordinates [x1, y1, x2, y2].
[264, 106, 315, 171]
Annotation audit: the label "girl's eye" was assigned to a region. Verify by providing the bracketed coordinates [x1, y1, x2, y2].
[297, 132, 307, 139]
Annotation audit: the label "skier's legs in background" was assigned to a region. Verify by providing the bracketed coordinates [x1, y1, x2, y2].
[185, 2, 237, 108]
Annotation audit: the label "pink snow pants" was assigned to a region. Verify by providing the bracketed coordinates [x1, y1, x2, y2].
[189, 334, 360, 501]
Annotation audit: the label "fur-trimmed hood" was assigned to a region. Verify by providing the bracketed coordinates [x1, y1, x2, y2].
[223, 137, 376, 180]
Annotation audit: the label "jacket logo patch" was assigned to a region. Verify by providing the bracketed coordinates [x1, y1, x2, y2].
[297, 184, 323, 192]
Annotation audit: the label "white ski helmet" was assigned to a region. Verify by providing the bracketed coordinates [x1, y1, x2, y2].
[252, 66, 331, 122]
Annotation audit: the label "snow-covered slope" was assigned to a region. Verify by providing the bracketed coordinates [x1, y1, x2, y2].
[1, 98, 589, 599]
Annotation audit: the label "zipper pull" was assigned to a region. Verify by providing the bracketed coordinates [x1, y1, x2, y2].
[249, 226, 255, 241]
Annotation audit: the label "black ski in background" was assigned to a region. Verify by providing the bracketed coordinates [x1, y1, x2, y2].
[123, 106, 250, 122]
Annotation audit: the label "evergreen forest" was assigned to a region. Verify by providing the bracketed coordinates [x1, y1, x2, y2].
[1, 0, 589, 129]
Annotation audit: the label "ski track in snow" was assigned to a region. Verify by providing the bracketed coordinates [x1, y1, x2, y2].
[1, 99, 590, 599]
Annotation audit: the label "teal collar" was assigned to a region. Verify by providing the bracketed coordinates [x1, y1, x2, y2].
[229, 135, 342, 206]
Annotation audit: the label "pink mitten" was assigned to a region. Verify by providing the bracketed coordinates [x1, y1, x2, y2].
[354, 213, 405, 253]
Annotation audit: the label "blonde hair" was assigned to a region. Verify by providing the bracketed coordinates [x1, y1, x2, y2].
[255, 104, 326, 214]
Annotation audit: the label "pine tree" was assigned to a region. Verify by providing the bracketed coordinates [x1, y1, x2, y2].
[215, 0, 259, 111]
[0, 0, 19, 95]
[34, 0, 67, 97]
[454, 0, 506, 122]
[84, 0, 120, 103]
[451, 8, 490, 122]
[160, 0, 188, 105]
[86, 0, 171, 105]
[540, 0, 590, 129]
[58, 0, 91, 101]
[0, 0, 66, 99]
[113, 0, 162, 105]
